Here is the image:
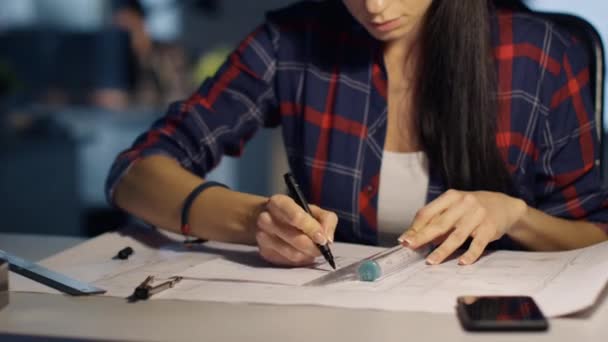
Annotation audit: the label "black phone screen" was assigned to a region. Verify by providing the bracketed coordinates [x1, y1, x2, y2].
[457, 296, 549, 331]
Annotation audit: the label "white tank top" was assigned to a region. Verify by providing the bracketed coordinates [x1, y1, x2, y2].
[377, 151, 429, 246]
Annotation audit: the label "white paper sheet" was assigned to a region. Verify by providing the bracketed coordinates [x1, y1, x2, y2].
[9, 226, 608, 317]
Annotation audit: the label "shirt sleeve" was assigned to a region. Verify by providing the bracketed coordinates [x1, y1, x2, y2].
[534, 36, 608, 231]
[105, 19, 281, 205]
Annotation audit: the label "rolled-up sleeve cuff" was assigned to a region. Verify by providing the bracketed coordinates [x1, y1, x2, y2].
[104, 150, 180, 208]
[593, 222, 608, 235]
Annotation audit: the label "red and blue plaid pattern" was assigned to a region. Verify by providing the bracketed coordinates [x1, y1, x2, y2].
[107, 1, 608, 246]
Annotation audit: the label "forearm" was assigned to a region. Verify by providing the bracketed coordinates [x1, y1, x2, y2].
[507, 205, 608, 251]
[112, 155, 266, 244]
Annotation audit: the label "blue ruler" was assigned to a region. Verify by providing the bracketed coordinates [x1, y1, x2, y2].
[0, 249, 105, 296]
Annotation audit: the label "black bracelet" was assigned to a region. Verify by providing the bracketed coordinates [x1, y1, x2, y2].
[180, 181, 228, 237]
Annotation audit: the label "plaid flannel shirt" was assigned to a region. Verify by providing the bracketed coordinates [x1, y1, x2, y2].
[107, 1, 608, 246]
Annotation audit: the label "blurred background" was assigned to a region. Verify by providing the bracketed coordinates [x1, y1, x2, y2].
[0, 0, 605, 237]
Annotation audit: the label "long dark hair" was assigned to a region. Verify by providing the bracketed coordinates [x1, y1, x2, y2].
[415, 0, 523, 193]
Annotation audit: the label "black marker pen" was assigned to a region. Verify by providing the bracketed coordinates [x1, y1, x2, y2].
[284, 172, 336, 269]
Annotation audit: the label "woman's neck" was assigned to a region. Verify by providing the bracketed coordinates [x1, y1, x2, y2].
[383, 23, 423, 86]
[382, 22, 425, 153]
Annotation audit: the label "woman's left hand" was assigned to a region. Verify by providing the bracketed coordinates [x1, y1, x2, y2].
[399, 190, 528, 265]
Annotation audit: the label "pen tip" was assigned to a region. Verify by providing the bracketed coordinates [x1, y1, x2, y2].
[329, 259, 336, 270]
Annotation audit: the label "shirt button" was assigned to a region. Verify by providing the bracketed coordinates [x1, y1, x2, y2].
[366, 185, 374, 193]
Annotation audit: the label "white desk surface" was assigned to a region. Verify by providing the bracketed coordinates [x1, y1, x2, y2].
[0, 233, 606, 342]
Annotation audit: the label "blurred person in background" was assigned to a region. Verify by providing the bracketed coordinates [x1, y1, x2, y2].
[91, 0, 151, 110]
[0, 0, 193, 112]
[97, 0, 193, 110]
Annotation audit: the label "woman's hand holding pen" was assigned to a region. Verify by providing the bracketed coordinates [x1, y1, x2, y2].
[399, 190, 528, 266]
[255, 194, 338, 266]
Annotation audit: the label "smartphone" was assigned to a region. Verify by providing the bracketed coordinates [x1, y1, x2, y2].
[456, 296, 549, 332]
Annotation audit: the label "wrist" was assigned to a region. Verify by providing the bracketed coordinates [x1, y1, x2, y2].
[190, 187, 267, 244]
[506, 197, 529, 236]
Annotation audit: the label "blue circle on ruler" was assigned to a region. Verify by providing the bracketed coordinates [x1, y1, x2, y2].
[358, 260, 382, 282]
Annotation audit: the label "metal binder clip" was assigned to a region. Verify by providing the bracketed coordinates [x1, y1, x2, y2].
[132, 276, 183, 300]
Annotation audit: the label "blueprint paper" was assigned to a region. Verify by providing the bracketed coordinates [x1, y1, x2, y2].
[9, 227, 608, 317]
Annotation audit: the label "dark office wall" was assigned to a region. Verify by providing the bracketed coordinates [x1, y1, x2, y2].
[183, 0, 299, 56]
[0, 134, 80, 235]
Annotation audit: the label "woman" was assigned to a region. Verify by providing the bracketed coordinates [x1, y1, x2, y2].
[106, 0, 608, 267]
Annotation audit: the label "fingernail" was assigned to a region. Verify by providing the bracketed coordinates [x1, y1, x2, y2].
[313, 232, 327, 245]
[459, 257, 470, 265]
[426, 255, 438, 265]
